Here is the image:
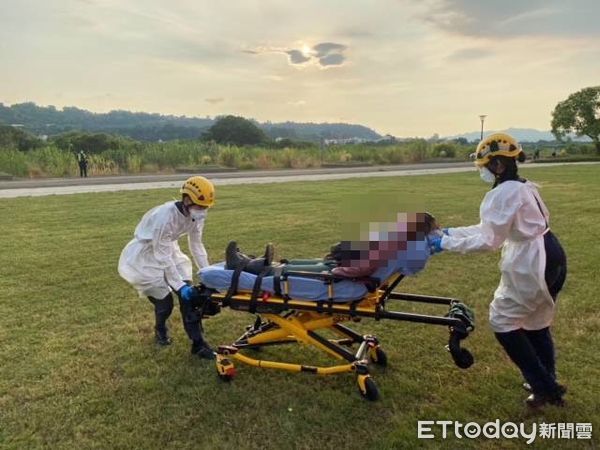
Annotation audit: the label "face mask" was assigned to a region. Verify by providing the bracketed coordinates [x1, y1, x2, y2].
[189, 208, 207, 221]
[479, 166, 496, 184]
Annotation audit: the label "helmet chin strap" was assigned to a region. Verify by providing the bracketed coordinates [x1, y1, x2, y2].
[181, 197, 192, 216]
[486, 159, 500, 177]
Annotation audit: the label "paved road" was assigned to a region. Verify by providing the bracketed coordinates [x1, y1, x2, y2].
[1, 161, 597, 198]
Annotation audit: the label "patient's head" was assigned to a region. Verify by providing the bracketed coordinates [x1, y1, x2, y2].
[394, 212, 439, 241]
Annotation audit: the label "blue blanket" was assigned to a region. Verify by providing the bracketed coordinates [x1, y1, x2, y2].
[199, 239, 430, 303]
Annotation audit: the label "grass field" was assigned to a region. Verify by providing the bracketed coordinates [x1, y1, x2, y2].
[1, 165, 599, 449]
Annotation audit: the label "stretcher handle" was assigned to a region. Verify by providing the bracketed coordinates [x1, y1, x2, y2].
[386, 292, 458, 305]
[379, 310, 464, 327]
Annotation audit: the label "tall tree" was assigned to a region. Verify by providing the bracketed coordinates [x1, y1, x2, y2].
[551, 86, 600, 154]
[203, 115, 267, 146]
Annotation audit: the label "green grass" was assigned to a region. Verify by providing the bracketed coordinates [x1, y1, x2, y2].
[1, 165, 599, 449]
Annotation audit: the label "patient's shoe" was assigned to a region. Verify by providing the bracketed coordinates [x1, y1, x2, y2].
[225, 240, 274, 275]
[226, 241, 251, 269]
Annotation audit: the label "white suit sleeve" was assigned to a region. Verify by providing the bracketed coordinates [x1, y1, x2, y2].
[189, 221, 209, 269]
[152, 224, 186, 292]
[447, 224, 483, 238]
[442, 188, 523, 253]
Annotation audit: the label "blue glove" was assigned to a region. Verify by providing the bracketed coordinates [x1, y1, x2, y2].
[178, 285, 196, 302]
[428, 235, 444, 254]
[442, 228, 450, 235]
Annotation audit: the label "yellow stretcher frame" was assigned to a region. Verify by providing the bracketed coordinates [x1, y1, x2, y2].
[200, 271, 474, 401]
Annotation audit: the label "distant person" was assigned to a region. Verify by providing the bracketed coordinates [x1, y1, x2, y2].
[429, 133, 567, 408]
[118, 176, 216, 359]
[77, 150, 88, 177]
[534, 149, 540, 161]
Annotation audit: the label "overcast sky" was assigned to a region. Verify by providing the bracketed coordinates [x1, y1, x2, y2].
[1, 0, 598, 136]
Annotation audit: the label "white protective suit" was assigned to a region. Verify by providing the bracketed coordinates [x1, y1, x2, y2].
[118, 201, 209, 299]
[441, 180, 555, 333]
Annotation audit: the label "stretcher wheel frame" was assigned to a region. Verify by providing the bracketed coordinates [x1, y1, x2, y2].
[369, 346, 388, 367]
[357, 374, 379, 401]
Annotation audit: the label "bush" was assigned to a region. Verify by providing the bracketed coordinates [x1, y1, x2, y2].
[126, 154, 143, 173]
[382, 147, 405, 164]
[29, 146, 78, 177]
[405, 139, 428, 163]
[219, 146, 241, 168]
[432, 142, 457, 158]
[1, 134, 480, 178]
[0, 125, 43, 151]
[89, 154, 119, 175]
[0, 148, 29, 177]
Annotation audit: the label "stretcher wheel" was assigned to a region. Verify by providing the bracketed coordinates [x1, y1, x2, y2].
[369, 347, 388, 367]
[357, 375, 379, 401]
[452, 348, 474, 369]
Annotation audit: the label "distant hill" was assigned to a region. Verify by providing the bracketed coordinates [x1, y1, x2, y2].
[447, 127, 590, 143]
[0, 102, 381, 143]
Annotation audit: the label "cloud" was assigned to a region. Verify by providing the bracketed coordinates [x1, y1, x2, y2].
[286, 50, 311, 65]
[313, 42, 347, 58]
[421, 0, 600, 39]
[205, 97, 224, 104]
[311, 42, 347, 67]
[247, 41, 348, 68]
[319, 53, 346, 66]
[287, 100, 306, 106]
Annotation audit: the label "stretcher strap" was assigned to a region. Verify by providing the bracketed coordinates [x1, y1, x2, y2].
[272, 266, 284, 297]
[249, 266, 270, 314]
[224, 261, 248, 306]
[272, 267, 291, 308]
[349, 300, 359, 317]
[327, 298, 335, 314]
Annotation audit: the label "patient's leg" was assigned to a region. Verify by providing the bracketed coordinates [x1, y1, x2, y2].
[283, 258, 337, 273]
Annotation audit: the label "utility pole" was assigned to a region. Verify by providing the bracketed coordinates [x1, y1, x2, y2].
[479, 115, 487, 141]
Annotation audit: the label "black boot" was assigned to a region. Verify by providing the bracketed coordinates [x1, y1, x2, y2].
[191, 339, 215, 360]
[525, 391, 565, 408]
[148, 294, 174, 346]
[524, 383, 566, 407]
[155, 327, 172, 346]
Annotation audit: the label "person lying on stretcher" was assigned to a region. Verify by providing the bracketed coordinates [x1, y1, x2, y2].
[224, 212, 443, 280]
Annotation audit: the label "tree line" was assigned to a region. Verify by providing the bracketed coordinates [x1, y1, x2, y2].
[0, 103, 381, 143]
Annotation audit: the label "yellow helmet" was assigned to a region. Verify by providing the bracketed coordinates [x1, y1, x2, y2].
[180, 176, 215, 207]
[474, 133, 522, 167]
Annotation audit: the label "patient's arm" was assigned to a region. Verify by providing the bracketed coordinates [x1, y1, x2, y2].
[331, 266, 376, 278]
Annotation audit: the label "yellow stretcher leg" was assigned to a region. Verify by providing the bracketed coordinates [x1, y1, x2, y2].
[233, 352, 355, 375]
